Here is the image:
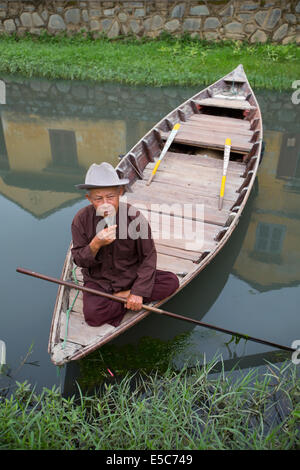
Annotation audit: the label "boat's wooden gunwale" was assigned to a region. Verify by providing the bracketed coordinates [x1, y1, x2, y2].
[48, 246, 72, 355]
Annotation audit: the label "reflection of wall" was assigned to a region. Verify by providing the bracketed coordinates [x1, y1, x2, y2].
[2, 111, 126, 171]
[277, 133, 300, 180]
[0, 111, 131, 217]
[233, 130, 300, 291]
[0, 175, 80, 218]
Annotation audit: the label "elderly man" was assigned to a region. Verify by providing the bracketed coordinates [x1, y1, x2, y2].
[71, 162, 179, 328]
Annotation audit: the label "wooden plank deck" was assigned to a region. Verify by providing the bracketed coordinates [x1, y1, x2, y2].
[141, 166, 242, 202]
[130, 179, 234, 212]
[60, 310, 115, 346]
[146, 152, 244, 180]
[122, 194, 227, 227]
[158, 151, 245, 173]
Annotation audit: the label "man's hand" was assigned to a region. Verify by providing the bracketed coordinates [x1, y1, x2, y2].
[114, 289, 130, 300]
[126, 294, 143, 311]
[89, 225, 117, 257]
[96, 224, 117, 246]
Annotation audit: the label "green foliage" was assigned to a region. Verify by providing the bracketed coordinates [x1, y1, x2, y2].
[0, 359, 299, 450]
[0, 34, 299, 90]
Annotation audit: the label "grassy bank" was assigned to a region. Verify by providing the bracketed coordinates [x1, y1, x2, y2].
[1, 358, 299, 450]
[0, 33, 299, 90]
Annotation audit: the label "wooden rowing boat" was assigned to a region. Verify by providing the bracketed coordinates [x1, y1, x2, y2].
[49, 64, 263, 366]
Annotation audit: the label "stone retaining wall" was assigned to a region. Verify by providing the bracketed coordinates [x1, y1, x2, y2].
[0, 1, 299, 44]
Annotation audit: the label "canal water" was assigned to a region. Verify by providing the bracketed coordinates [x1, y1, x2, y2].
[0, 76, 299, 394]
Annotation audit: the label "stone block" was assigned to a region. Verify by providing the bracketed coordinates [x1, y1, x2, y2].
[204, 17, 220, 30]
[143, 17, 151, 31]
[171, 3, 185, 18]
[101, 18, 112, 31]
[107, 20, 120, 38]
[118, 12, 127, 22]
[254, 10, 267, 27]
[121, 23, 129, 35]
[20, 12, 32, 28]
[65, 9, 81, 25]
[134, 8, 145, 17]
[90, 9, 101, 17]
[238, 13, 253, 22]
[24, 5, 35, 13]
[130, 19, 140, 34]
[190, 5, 209, 16]
[240, 3, 259, 11]
[220, 4, 234, 17]
[225, 22, 243, 34]
[273, 23, 288, 41]
[183, 18, 201, 31]
[32, 12, 44, 27]
[41, 10, 48, 22]
[49, 14, 66, 31]
[250, 29, 268, 43]
[285, 14, 296, 24]
[4, 19, 16, 32]
[90, 19, 100, 30]
[245, 23, 256, 34]
[266, 8, 281, 29]
[151, 15, 164, 30]
[104, 8, 115, 16]
[82, 10, 89, 22]
[165, 19, 180, 32]
[204, 31, 219, 41]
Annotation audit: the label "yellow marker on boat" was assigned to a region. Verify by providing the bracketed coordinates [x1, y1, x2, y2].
[146, 123, 181, 186]
[219, 138, 231, 210]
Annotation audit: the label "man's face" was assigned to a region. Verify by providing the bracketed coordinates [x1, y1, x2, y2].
[86, 186, 123, 217]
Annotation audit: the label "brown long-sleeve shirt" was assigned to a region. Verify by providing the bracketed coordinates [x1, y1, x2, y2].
[71, 202, 157, 297]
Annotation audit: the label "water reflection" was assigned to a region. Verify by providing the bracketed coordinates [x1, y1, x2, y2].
[233, 128, 300, 292]
[0, 76, 299, 392]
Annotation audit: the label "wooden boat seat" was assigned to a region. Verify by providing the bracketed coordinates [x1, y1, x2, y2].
[160, 121, 253, 154]
[190, 114, 251, 129]
[195, 97, 256, 111]
[187, 116, 253, 138]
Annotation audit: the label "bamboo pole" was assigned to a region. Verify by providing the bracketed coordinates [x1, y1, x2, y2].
[16, 267, 296, 354]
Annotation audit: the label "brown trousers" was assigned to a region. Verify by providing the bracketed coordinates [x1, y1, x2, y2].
[83, 269, 179, 327]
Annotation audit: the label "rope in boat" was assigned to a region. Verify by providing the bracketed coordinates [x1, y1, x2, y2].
[62, 266, 80, 350]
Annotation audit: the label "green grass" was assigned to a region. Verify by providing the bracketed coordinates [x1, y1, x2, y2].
[0, 32, 299, 90]
[1, 358, 299, 450]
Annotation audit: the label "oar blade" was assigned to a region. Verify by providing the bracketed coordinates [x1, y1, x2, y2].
[218, 138, 231, 211]
[146, 123, 181, 186]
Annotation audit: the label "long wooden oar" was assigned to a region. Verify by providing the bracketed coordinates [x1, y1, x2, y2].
[219, 137, 232, 210]
[146, 123, 181, 186]
[16, 267, 296, 354]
